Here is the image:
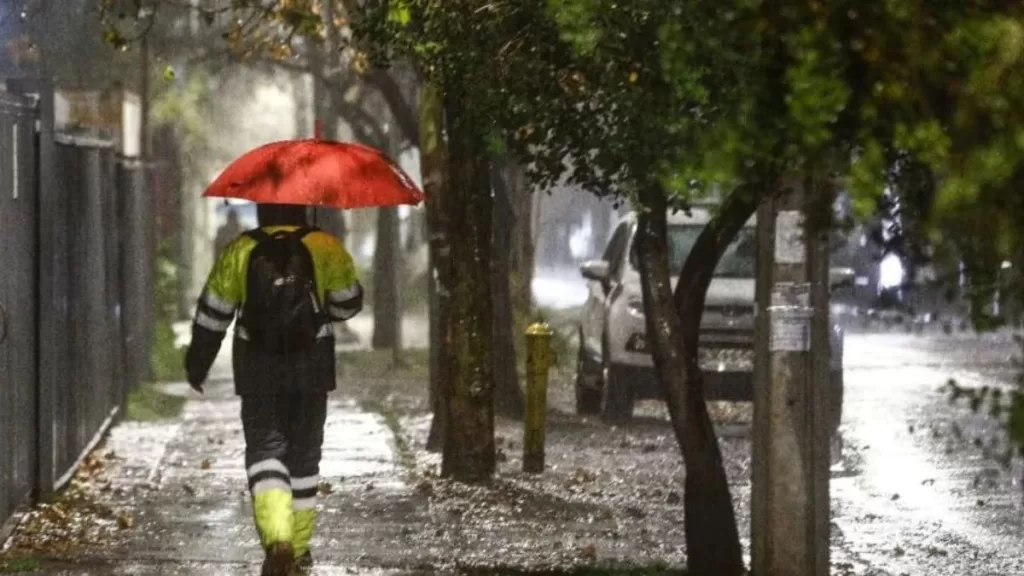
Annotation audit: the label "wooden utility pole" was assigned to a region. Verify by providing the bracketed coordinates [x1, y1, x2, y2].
[140, 31, 151, 160]
[752, 177, 832, 576]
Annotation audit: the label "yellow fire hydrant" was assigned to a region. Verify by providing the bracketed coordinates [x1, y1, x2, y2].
[523, 322, 554, 473]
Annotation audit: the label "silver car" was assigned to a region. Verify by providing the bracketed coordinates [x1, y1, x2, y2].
[576, 207, 846, 430]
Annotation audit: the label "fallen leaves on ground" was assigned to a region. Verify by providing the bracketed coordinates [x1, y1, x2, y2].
[4, 449, 134, 559]
[116, 512, 134, 530]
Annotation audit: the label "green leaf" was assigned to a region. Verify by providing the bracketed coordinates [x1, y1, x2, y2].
[484, 130, 508, 156]
[387, 2, 412, 27]
[102, 26, 129, 50]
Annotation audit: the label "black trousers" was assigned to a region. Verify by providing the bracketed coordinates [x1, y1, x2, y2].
[241, 393, 328, 504]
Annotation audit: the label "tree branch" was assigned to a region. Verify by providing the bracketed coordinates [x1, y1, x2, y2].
[335, 0, 420, 144]
[673, 182, 765, 357]
[367, 69, 420, 144]
[194, 47, 416, 146]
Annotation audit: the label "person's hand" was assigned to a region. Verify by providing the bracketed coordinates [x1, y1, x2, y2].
[184, 351, 205, 394]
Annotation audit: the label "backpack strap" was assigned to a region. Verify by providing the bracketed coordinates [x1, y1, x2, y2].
[245, 228, 271, 243]
[291, 226, 318, 240]
[245, 226, 319, 243]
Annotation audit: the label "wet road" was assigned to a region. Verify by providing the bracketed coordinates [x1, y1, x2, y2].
[832, 330, 1024, 575]
[528, 262, 1024, 573]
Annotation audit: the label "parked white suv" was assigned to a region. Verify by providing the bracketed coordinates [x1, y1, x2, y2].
[576, 207, 845, 430]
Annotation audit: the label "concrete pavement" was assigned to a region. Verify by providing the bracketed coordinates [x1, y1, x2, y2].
[2, 375, 418, 575]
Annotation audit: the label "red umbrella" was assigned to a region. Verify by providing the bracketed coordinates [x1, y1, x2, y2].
[202, 139, 424, 208]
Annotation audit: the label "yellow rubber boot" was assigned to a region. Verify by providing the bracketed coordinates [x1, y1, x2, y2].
[252, 488, 294, 549]
[292, 508, 317, 560]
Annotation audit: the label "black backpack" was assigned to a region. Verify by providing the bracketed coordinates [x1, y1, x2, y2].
[239, 227, 325, 354]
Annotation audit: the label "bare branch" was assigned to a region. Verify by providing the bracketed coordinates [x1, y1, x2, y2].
[366, 69, 419, 144]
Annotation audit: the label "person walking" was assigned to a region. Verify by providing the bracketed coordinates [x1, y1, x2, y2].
[215, 207, 243, 257]
[184, 203, 363, 575]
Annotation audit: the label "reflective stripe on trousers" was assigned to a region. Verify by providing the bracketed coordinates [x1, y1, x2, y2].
[247, 459, 322, 553]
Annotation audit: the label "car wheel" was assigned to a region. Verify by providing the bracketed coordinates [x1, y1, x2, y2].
[602, 362, 635, 423]
[574, 333, 602, 415]
[576, 384, 602, 415]
[829, 369, 845, 465]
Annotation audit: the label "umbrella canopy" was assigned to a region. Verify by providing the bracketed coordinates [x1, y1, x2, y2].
[202, 139, 424, 208]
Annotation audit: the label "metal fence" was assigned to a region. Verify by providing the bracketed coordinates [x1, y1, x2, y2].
[0, 91, 40, 534]
[0, 81, 155, 533]
[120, 160, 155, 397]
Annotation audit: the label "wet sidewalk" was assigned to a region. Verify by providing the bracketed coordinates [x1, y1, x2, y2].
[4, 374, 422, 576]
[1, 336, 705, 575]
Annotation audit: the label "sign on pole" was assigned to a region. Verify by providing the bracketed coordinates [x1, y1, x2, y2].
[752, 180, 832, 576]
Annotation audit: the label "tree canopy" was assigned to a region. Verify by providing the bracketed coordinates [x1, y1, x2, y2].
[93, 0, 1024, 211]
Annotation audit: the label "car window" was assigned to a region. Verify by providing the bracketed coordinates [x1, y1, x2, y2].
[628, 224, 756, 278]
[712, 228, 756, 277]
[603, 223, 630, 279]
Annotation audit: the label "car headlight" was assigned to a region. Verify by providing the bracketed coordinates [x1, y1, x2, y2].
[627, 297, 645, 317]
[878, 253, 904, 289]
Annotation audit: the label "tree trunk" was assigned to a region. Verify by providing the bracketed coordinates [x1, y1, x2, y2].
[440, 86, 495, 481]
[590, 200, 612, 260]
[674, 186, 761, 576]
[307, 58, 349, 240]
[293, 66, 312, 139]
[372, 207, 402, 351]
[426, 243, 444, 451]
[634, 184, 744, 576]
[420, 83, 449, 453]
[674, 186, 762, 353]
[491, 161, 525, 419]
[507, 160, 535, 320]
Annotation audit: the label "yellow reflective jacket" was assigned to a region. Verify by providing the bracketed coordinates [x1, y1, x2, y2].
[185, 226, 363, 395]
[207, 226, 358, 314]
